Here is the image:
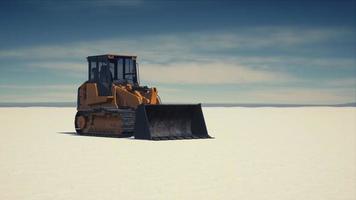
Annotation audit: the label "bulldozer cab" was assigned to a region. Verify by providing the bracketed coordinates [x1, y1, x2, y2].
[87, 54, 138, 96]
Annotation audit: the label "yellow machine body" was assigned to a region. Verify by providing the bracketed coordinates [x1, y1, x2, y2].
[75, 54, 211, 140]
[78, 82, 159, 109]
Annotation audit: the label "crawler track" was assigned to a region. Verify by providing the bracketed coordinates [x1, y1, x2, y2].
[75, 108, 135, 137]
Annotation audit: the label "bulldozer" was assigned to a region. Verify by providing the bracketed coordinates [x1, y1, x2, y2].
[75, 54, 211, 140]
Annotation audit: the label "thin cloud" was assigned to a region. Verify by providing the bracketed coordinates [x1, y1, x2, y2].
[0, 92, 76, 102]
[239, 88, 355, 104]
[27, 62, 86, 72]
[24, 0, 144, 10]
[234, 56, 356, 69]
[141, 61, 293, 84]
[0, 84, 76, 90]
[0, 26, 354, 104]
[0, 27, 353, 83]
[1, 84, 353, 104]
[146, 86, 356, 104]
[323, 78, 356, 88]
[1, 26, 354, 60]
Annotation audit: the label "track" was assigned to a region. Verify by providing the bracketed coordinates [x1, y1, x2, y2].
[75, 108, 135, 137]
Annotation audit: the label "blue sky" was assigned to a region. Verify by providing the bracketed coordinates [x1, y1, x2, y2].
[0, 0, 355, 104]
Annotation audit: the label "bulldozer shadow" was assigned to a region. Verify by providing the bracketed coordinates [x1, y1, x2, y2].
[56, 132, 212, 140]
[57, 131, 77, 135]
[57, 131, 134, 139]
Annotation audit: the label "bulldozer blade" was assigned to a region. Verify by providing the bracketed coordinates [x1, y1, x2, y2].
[134, 104, 211, 140]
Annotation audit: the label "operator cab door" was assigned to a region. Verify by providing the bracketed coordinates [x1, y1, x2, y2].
[89, 60, 114, 96]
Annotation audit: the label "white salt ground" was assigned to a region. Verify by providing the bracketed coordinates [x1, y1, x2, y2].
[0, 107, 355, 200]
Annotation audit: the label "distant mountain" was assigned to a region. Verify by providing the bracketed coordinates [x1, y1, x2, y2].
[0, 102, 76, 107]
[202, 103, 356, 107]
[0, 102, 355, 107]
[333, 102, 356, 107]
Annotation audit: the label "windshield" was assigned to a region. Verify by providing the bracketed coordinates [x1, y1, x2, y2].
[114, 58, 137, 84]
[89, 57, 138, 85]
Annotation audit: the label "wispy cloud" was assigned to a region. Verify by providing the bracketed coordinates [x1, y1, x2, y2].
[0, 84, 75, 90]
[157, 85, 355, 104]
[27, 62, 86, 72]
[237, 88, 354, 104]
[1, 83, 353, 104]
[0, 92, 76, 102]
[1, 26, 354, 61]
[24, 0, 144, 10]
[0, 84, 77, 102]
[140, 61, 293, 84]
[1, 26, 354, 84]
[0, 26, 355, 103]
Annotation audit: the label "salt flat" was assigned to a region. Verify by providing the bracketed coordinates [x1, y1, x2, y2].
[0, 107, 355, 200]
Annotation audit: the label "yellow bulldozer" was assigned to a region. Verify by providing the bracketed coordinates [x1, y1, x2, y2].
[75, 54, 211, 140]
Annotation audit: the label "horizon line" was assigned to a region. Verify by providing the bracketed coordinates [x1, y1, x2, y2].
[0, 102, 355, 108]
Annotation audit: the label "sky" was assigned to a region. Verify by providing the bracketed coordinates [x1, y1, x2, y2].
[0, 0, 355, 104]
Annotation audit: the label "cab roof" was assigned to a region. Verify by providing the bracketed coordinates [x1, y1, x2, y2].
[87, 54, 137, 61]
